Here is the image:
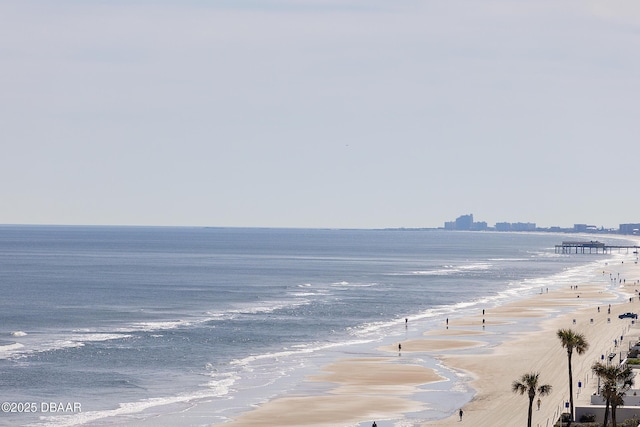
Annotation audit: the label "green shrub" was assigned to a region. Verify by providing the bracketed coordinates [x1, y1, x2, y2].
[580, 413, 596, 422]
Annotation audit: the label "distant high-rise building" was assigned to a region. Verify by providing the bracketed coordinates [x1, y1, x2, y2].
[455, 214, 473, 231]
[471, 221, 488, 231]
[511, 222, 536, 232]
[495, 222, 511, 232]
[444, 221, 456, 230]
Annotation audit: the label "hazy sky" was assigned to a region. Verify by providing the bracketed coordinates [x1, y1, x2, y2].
[2, 1, 639, 229]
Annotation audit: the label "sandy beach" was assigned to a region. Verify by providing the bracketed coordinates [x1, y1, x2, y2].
[220, 256, 640, 427]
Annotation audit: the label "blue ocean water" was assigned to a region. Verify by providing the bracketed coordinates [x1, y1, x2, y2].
[0, 226, 634, 426]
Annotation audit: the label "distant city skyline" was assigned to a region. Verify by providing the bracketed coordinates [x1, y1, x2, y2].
[2, 1, 638, 229]
[443, 213, 640, 234]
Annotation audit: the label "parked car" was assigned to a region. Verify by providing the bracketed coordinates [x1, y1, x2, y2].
[618, 312, 638, 319]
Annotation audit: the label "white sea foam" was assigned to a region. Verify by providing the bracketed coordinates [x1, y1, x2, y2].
[124, 320, 191, 332]
[44, 333, 133, 352]
[25, 365, 239, 427]
[204, 370, 239, 396]
[231, 299, 311, 315]
[11, 331, 28, 337]
[458, 262, 492, 271]
[410, 269, 453, 276]
[230, 338, 374, 367]
[290, 292, 319, 297]
[114, 297, 315, 336]
[30, 386, 234, 427]
[288, 284, 331, 297]
[410, 262, 491, 276]
[330, 281, 377, 288]
[0, 333, 132, 360]
[0, 342, 25, 357]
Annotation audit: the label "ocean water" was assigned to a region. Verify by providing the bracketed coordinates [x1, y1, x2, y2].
[0, 226, 635, 427]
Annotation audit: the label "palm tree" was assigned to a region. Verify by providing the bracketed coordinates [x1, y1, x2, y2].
[592, 361, 634, 427]
[557, 328, 589, 422]
[593, 362, 614, 425]
[512, 372, 552, 427]
[593, 363, 613, 426]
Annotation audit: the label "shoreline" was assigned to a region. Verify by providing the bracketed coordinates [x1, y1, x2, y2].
[218, 252, 640, 427]
[420, 271, 639, 426]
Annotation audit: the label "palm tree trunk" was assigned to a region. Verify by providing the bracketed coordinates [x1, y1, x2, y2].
[527, 396, 533, 427]
[568, 352, 575, 421]
[611, 402, 617, 427]
[603, 397, 610, 426]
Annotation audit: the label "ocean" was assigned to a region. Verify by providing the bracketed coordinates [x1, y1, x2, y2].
[0, 226, 635, 427]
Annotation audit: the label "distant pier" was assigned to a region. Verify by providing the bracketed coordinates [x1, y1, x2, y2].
[555, 241, 640, 254]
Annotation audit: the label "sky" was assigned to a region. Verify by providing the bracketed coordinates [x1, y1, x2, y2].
[2, 1, 639, 229]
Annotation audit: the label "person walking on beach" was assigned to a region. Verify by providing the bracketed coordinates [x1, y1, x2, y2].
[537, 397, 541, 410]
[372, 422, 377, 427]
[459, 408, 463, 421]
